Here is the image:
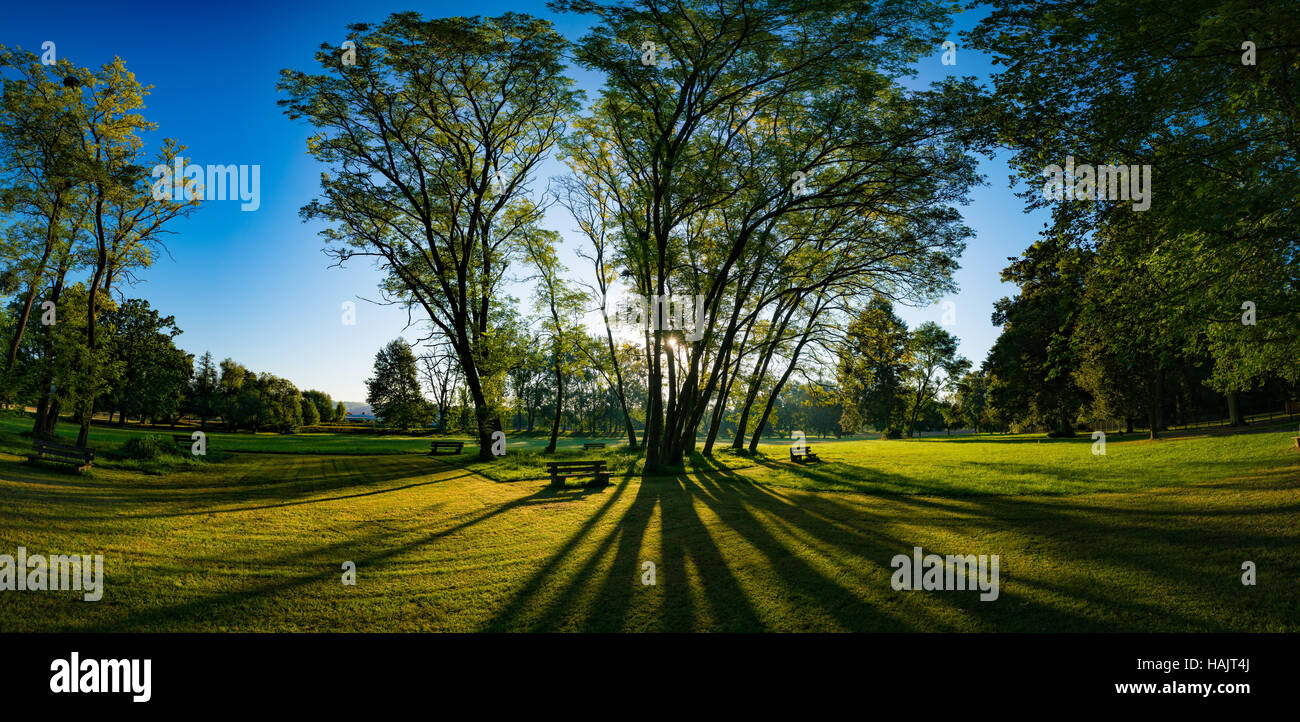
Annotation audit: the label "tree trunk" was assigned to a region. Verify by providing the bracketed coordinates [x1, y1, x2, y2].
[545, 363, 563, 454]
[703, 362, 732, 455]
[76, 200, 110, 449]
[6, 244, 54, 372]
[644, 325, 665, 472]
[906, 381, 929, 439]
[44, 398, 61, 436]
[1147, 374, 1162, 440]
[1226, 390, 1244, 426]
[33, 393, 51, 437]
[600, 307, 638, 449]
[660, 338, 679, 465]
[731, 300, 795, 452]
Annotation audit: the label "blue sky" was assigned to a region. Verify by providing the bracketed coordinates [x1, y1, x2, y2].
[3, 1, 1045, 402]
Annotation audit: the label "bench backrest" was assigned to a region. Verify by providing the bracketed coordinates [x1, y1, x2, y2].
[546, 460, 607, 470]
[33, 442, 94, 460]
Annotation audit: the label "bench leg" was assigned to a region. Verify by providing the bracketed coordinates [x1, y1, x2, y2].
[550, 475, 565, 488]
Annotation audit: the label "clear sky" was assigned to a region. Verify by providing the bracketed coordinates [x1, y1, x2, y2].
[2, 1, 1045, 402]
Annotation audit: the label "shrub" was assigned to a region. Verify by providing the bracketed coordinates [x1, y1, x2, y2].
[117, 435, 182, 461]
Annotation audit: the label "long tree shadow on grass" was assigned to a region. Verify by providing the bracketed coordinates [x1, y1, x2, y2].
[486, 451, 1299, 631]
[483, 471, 771, 632]
[687, 460, 1123, 631]
[742, 453, 1003, 495]
[49, 453, 1300, 631]
[0, 453, 473, 520]
[701, 457, 1300, 631]
[485, 455, 991, 631]
[74, 482, 613, 632]
[741, 448, 1297, 495]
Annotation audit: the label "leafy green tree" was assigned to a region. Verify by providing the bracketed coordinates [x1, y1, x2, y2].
[366, 340, 432, 430]
[837, 297, 911, 437]
[301, 389, 334, 425]
[1072, 239, 1182, 438]
[190, 351, 221, 428]
[100, 299, 191, 425]
[901, 322, 969, 438]
[60, 57, 198, 446]
[970, 0, 1300, 424]
[985, 240, 1090, 435]
[334, 401, 348, 423]
[255, 374, 304, 433]
[558, 0, 985, 468]
[0, 51, 197, 442]
[231, 386, 264, 431]
[9, 282, 100, 437]
[300, 397, 320, 426]
[951, 368, 993, 433]
[279, 12, 580, 459]
[0, 47, 89, 387]
[216, 358, 249, 429]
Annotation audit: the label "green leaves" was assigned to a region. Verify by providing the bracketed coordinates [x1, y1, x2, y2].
[971, 0, 1299, 403]
[280, 13, 580, 447]
[365, 340, 432, 430]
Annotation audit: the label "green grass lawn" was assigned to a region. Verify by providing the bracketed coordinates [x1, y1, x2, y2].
[1, 414, 1297, 631]
[733, 429, 1300, 494]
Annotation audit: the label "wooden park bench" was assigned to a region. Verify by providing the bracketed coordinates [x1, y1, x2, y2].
[789, 445, 820, 463]
[429, 440, 464, 456]
[546, 460, 609, 488]
[1293, 436, 1300, 449]
[582, 442, 606, 450]
[26, 441, 94, 472]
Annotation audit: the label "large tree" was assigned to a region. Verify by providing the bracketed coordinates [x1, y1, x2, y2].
[301, 389, 335, 425]
[366, 339, 432, 430]
[985, 240, 1090, 436]
[190, 351, 220, 428]
[837, 296, 911, 437]
[72, 60, 197, 445]
[558, 0, 987, 469]
[0, 48, 89, 388]
[279, 12, 581, 460]
[99, 298, 191, 426]
[969, 0, 1300, 425]
[901, 321, 969, 438]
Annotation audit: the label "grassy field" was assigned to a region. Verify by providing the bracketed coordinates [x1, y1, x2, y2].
[1, 413, 1297, 631]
